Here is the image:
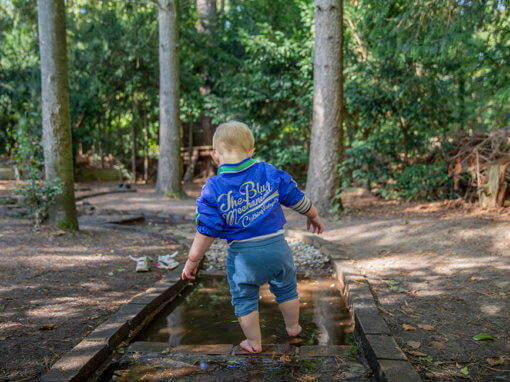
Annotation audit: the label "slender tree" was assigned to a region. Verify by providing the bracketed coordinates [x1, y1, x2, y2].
[37, 0, 78, 229]
[156, 0, 182, 195]
[306, 0, 343, 214]
[197, 0, 216, 147]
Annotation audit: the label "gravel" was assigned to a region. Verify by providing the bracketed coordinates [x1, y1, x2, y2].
[203, 237, 331, 273]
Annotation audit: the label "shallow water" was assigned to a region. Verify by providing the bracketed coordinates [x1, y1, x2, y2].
[136, 276, 352, 346]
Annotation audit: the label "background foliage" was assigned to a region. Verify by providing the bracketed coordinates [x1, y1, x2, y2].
[1, 0, 508, 199]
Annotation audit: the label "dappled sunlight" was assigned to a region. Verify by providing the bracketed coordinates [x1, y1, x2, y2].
[411, 289, 447, 297]
[27, 304, 81, 318]
[480, 305, 502, 315]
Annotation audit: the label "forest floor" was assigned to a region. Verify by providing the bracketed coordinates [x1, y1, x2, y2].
[0, 180, 509, 381]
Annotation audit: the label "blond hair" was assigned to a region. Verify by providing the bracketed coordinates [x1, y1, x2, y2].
[213, 121, 254, 153]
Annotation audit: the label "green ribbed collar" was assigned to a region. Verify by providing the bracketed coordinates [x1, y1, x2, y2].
[217, 157, 256, 175]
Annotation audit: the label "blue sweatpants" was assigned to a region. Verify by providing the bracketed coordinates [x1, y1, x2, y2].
[226, 234, 298, 317]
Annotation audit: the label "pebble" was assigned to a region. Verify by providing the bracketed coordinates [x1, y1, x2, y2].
[203, 237, 330, 272]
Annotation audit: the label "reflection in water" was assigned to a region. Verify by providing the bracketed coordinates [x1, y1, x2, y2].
[137, 277, 351, 346]
[166, 305, 186, 346]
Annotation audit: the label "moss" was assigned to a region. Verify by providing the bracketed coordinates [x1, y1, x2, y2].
[165, 189, 186, 199]
[56, 220, 79, 231]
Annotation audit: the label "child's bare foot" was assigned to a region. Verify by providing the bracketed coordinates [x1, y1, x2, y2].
[239, 339, 262, 353]
[286, 324, 302, 337]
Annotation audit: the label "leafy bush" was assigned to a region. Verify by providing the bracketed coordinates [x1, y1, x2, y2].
[10, 125, 63, 227]
[340, 137, 453, 201]
[13, 178, 63, 227]
[394, 164, 451, 201]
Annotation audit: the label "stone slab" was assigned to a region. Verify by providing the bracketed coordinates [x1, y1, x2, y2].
[321, 244, 349, 260]
[41, 340, 109, 382]
[298, 345, 351, 357]
[233, 344, 295, 356]
[128, 292, 163, 305]
[355, 307, 391, 335]
[110, 301, 148, 331]
[312, 236, 328, 249]
[127, 341, 171, 353]
[172, 344, 234, 355]
[86, 315, 130, 348]
[128, 279, 186, 316]
[165, 264, 186, 282]
[347, 281, 372, 298]
[377, 359, 422, 382]
[363, 335, 407, 361]
[332, 260, 360, 277]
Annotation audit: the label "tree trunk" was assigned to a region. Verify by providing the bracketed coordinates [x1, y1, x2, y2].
[131, 122, 136, 183]
[156, 0, 183, 196]
[37, 0, 78, 230]
[197, 0, 216, 33]
[306, 0, 344, 214]
[143, 111, 149, 184]
[197, 0, 216, 147]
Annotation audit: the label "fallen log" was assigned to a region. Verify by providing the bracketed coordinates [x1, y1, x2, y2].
[75, 188, 137, 202]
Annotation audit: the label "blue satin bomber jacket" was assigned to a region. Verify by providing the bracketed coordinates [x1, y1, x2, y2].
[195, 157, 306, 241]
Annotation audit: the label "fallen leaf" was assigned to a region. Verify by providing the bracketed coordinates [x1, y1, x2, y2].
[402, 324, 416, 331]
[407, 341, 421, 349]
[39, 324, 56, 330]
[487, 356, 505, 366]
[107, 272, 114, 276]
[409, 351, 428, 357]
[117, 268, 126, 272]
[418, 324, 435, 331]
[473, 333, 493, 341]
[279, 355, 292, 363]
[430, 341, 446, 350]
[418, 355, 433, 362]
[288, 338, 304, 345]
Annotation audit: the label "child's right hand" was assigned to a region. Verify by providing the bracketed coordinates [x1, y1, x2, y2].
[307, 215, 324, 234]
[182, 259, 199, 280]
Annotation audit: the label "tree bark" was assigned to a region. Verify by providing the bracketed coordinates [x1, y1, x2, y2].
[197, 0, 216, 147]
[143, 109, 149, 184]
[156, 0, 183, 195]
[131, 122, 137, 183]
[306, 0, 344, 214]
[197, 0, 216, 34]
[37, 0, 78, 230]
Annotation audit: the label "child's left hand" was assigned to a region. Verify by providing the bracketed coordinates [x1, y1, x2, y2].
[182, 259, 199, 280]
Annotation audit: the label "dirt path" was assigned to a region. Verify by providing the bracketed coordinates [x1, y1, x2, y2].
[0, 184, 188, 380]
[1, 181, 509, 381]
[285, 194, 510, 381]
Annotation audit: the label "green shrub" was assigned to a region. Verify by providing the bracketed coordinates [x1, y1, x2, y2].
[339, 137, 454, 201]
[13, 178, 63, 227]
[10, 124, 63, 227]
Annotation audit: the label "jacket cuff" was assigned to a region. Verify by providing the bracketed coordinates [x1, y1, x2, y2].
[289, 195, 312, 214]
[197, 224, 220, 238]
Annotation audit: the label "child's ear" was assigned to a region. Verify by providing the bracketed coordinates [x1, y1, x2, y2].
[250, 148, 255, 156]
[211, 150, 220, 165]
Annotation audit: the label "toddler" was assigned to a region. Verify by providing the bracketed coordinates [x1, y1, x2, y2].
[182, 121, 324, 353]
